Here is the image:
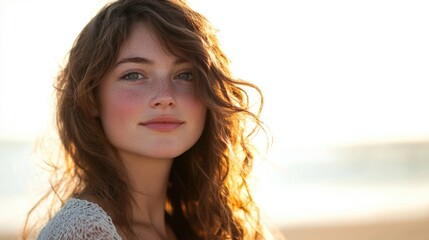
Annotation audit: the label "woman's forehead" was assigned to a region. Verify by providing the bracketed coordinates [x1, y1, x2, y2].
[118, 21, 188, 61]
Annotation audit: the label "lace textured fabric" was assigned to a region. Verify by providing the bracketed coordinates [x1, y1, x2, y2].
[37, 198, 122, 240]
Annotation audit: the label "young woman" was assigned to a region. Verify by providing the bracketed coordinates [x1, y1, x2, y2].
[24, 0, 274, 239]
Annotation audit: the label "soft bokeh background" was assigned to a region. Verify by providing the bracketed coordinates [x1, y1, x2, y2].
[1, 0, 429, 239]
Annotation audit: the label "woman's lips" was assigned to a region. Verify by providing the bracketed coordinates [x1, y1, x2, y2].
[140, 118, 184, 132]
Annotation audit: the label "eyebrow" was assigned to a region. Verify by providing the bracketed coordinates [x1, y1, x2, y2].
[114, 56, 190, 67]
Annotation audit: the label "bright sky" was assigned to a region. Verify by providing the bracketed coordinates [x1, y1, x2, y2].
[1, 0, 429, 147]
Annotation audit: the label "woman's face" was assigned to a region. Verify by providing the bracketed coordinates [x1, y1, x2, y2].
[97, 21, 207, 162]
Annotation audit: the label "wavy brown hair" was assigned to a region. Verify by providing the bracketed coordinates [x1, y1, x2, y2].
[24, 0, 268, 239]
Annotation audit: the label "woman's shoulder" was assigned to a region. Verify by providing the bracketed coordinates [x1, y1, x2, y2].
[37, 198, 122, 240]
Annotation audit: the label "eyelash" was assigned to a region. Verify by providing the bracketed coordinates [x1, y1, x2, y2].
[119, 71, 193, 81]
[174, 72, 193, 81]
[120, 72, 145, 81]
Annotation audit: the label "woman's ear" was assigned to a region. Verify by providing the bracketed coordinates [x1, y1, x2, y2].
[88, 95, 100, 117]
[90, 107, 99, 117]
[89, 101, 100, 117]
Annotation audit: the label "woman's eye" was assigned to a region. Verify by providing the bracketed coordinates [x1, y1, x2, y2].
[175, 72, 193, 81]
[121, 72, 144, 81]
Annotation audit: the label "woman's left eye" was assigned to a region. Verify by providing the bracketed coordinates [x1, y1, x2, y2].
[175, 72, 193, 81]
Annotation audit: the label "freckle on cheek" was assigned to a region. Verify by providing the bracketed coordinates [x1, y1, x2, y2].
[111, 91, 141, 114]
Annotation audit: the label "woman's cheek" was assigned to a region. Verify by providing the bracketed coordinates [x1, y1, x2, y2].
[101, 88, 145, 125]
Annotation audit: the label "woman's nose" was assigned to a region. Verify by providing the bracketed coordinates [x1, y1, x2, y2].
[149, 79, 176, 108]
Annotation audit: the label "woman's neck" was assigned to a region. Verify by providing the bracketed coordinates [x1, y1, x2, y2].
[121, 154, 174, 236]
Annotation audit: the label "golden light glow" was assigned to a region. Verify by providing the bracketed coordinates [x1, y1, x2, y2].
[1, 0, 429, 236]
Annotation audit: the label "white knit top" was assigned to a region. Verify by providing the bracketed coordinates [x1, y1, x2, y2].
[37, 198, 122, 240]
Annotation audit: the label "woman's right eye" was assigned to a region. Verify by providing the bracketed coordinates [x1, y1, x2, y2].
[120, 72, 145, 81]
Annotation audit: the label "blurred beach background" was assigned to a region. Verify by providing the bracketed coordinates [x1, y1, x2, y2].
[1, 0, 429, 239]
